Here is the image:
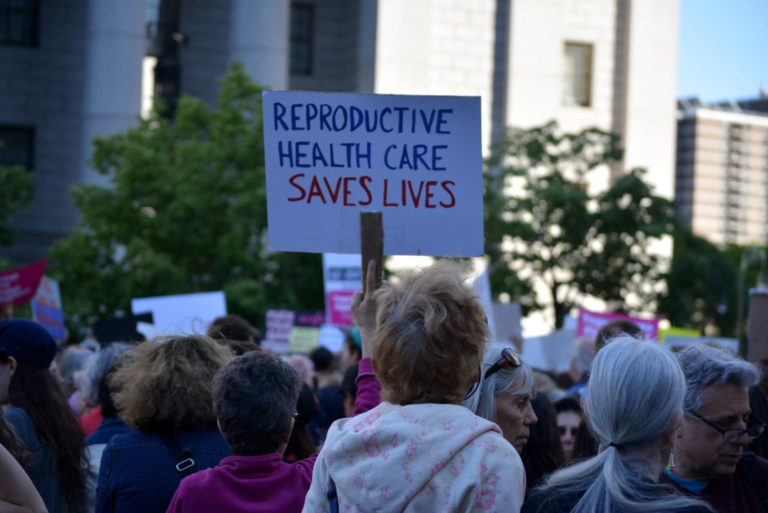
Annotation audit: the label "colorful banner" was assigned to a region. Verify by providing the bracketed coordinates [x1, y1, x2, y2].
[30, 276, 66, 339]
[576, 307, 659, 341]
[262, 91, 483, 256]
[0, 260, 46, 307]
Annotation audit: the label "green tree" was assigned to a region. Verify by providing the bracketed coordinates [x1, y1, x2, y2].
[658, 227, 738, 336]
[0, 152, 36, 270]
[484, 121, 676, 329]
[48, 62, 323, 335]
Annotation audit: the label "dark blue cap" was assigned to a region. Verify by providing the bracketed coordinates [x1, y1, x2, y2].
[0, 319, 57, 368]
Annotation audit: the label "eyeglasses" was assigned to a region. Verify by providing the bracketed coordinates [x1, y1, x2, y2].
[484, 347, 522, 379]
[464, 347, 522, 401]
[687, 411, 766, 443]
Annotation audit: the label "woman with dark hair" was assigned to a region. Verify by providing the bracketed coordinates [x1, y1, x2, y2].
[0, 319, 87, 513]
[95, 335, 234, 513]
[283, 383, 318, 462]
[521, 394, 565, 494]
[553, 396, 582, 463]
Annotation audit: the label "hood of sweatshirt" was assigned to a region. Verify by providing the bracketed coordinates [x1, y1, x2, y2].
[318, 401, 524, 513]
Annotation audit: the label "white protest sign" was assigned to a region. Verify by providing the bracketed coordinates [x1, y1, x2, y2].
[131, 291, 227, 335]
[262, 91, 483, 256]
[323, 253, 361, 325]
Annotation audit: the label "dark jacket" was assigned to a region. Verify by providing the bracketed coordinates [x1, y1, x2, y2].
[523, 473, 711, 513]
[95, 426, 230, 513]
[4, 406, 72, 513]
[662, 453, 768, 513]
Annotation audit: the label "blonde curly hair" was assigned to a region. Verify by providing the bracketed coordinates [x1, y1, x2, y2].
[372, 261, 489, 405]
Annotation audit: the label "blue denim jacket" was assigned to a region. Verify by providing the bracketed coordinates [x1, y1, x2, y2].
[86, 417, 133, 446]
[95, 426, 230, 513]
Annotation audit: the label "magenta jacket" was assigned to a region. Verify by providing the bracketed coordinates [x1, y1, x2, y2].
[165, 358, 381, 513]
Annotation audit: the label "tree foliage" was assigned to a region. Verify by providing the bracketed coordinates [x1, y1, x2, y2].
[484, 121, 676, 329]
[48, 62, 323, 334]
[658, 227, 738, 336]
[0, 161, 36, 248]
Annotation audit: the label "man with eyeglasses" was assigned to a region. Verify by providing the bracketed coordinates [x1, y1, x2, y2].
[663, 344, 768, 513]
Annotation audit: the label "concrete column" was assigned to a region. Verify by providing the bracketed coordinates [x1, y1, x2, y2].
[81, 0, 145, 186]
[229, 0, 290, 90]
[747, 288, 768, 362]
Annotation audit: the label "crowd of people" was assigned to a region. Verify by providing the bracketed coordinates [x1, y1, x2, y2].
[0, 259, 767, 513]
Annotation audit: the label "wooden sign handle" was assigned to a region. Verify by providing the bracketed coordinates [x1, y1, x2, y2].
[360, 211, 383, 296]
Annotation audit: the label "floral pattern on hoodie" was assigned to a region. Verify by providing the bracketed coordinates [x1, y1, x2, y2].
[302, 402, 525, 513]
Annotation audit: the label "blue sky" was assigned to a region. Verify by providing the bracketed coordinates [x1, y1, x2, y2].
[677, 0, 768, 102]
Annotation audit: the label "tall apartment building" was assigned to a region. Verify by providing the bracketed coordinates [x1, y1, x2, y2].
[1, 0, 679, 264]
[676, 96, 768, 246]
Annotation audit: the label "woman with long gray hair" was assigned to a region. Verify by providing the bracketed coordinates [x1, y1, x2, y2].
[462, 345, 538, 453]
[522, 336, 712, 513]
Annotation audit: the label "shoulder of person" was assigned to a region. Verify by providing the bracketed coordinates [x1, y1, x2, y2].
[2, 407, 39, 447]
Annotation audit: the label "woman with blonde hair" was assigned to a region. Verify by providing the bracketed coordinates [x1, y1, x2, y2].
[95, 335, 233, 513]
[302, 261, 525, 513]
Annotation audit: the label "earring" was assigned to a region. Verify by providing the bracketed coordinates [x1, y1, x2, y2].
[666, 451, 676, 473]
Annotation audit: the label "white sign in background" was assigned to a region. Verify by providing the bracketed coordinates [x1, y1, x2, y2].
[131, 291, 227, 335]
[262, 91, 483, 257]
[323, 253, 362, 325]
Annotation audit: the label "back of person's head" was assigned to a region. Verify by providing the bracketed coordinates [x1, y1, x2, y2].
[207, 314, 260, 344]
[595, 319, 642, 351]
[213, 351, 301, 456]
[675, 344, 760, 413]
[214, 338, 261, 356]
[0, 319, 86, 511]
[59, 346, 93, 394]
[80, 343, 133, 417]
[372, 261, 489, 405]
[285, 382, 319, 461]
[111, 335, 234, 433]
[310, 346, 335, 373]
[553, 396, 581, 416]
[568, 336, 596, 377]
[464, 345, 535, 422]
[541, 337, 709, 513]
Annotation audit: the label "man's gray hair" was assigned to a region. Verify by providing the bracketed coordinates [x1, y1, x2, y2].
[676, 344, 761, 413]
[568, 336, 596, 375]
[80, 343, 133, 407]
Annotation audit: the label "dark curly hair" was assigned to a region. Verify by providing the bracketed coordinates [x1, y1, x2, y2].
[214, 351, 301, 456]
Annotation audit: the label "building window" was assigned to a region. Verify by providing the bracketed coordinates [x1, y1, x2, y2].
[563, 42, 593, 107]
[0, 125, 34, 169]
[290, 3, 314, 75]
[0, 0, 38, 46]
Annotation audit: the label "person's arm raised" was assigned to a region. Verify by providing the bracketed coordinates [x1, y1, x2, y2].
[351, 259, 382, 415]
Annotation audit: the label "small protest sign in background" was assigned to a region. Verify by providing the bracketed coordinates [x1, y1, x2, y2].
[323, 253, 361, 325]
[262, 91, 483, 257]
[31, 276, 66, 339]
[576, 307, 659, 341]
[263, 309, 324, 354]
[0, 260, 46, 307]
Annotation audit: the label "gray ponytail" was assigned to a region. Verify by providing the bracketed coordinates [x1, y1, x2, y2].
[537, 337, 712, 513]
